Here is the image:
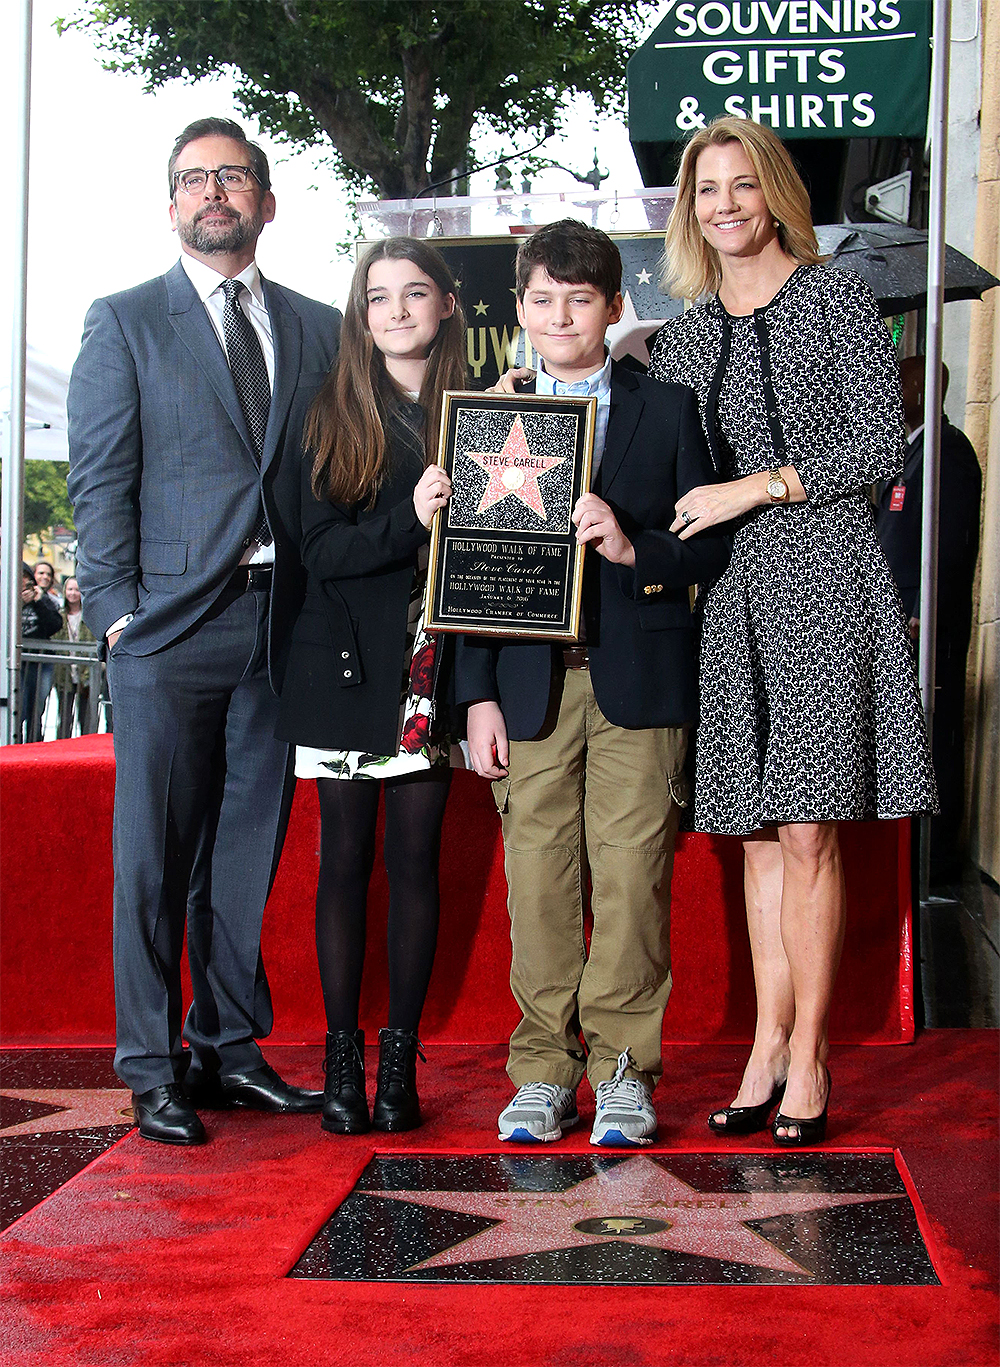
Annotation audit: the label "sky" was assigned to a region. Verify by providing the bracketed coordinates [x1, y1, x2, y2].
[1, 0, 660, 378]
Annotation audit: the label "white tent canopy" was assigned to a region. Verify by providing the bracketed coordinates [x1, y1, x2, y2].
[1, 342, 70, 461]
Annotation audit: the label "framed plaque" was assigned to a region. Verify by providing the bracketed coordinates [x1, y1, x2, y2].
[425, 391, 597, 641]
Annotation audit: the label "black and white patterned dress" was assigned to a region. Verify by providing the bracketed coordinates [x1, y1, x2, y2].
[648, 265, 937, 834]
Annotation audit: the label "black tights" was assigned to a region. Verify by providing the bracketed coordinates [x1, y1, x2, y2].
[315, 769, 451, 1035]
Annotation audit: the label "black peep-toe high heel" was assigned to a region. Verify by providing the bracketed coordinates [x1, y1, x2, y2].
[771, 1070, 832, 1147]
[707, 1079, 786, 1136]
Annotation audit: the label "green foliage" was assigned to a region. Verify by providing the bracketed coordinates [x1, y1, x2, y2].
[21, 462, 75, 539]
[62, 0, 656, 197]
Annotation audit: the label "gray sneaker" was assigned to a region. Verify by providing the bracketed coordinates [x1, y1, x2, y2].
[590, 1051, 657, 1147]
[498, 1082, 579, 1143]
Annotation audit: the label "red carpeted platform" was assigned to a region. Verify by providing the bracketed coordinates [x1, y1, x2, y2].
[1, 734, 914, 1047]
[0, 1031, 996, 1367]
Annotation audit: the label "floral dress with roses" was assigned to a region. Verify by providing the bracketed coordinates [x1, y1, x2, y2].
[293, 548, 449, 781]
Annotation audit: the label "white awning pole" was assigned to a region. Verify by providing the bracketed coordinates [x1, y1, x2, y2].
[918, 0, 951, 903]
[1, 0, 32, 746]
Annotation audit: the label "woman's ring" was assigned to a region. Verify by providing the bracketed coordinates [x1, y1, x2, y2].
[681, 510, 694, 526]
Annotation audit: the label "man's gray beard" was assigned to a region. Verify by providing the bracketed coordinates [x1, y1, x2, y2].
[179, 206, 263, 256]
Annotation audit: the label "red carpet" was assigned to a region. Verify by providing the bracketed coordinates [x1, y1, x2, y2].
[1, 735, 914, 1046]
[0, 1031, 996, 1366]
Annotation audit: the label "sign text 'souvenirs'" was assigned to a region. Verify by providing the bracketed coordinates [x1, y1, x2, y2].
[628, 1, 932, 141]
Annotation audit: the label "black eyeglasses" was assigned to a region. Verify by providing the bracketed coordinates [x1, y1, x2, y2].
[172, 165, 259, 195]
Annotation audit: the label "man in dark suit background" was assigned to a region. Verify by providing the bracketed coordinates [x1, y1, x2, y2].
[68, 117, 341, 1144]
[875, 356, 982, 883]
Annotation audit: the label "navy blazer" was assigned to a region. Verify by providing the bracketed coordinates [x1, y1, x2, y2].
[454, 363, 730, 737]
[276, 409, 437, 755]
[67, 261, 342, 686]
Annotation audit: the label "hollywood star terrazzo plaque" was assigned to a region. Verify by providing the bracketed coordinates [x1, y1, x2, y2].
[425, 392, 596, 640]
[287, 1151, 940, 1286]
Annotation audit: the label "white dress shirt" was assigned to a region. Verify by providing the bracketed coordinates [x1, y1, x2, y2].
[181, 252, 275, 567]
[179, 253, 276, 389]
[535, 351, 613, 473]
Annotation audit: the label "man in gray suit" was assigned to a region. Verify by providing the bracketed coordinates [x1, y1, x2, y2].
[68, 118, 341, 1144]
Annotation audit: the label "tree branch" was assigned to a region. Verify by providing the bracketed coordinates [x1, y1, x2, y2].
[74, 0, 657, 200]
[399, 45, 434, 194]
[299, 74, 405, 196]
[429, 91, 478, 186]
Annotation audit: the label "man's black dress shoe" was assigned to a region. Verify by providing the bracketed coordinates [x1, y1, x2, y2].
[188, 1062, 323, 1113]
[132, 1084, 207, 1146]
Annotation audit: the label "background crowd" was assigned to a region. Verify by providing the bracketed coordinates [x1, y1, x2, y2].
[17, 559, 102, 742]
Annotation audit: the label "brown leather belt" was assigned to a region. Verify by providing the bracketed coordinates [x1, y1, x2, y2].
[562, 646, 589, 670]
[228, 565, 273, 594]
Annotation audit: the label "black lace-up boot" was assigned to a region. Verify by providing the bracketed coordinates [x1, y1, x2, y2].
[321, 1030, 370, 1134]
[372, 1028, 425, 1132]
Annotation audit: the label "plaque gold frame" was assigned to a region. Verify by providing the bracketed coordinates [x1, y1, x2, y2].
[425, 390, 596, 641]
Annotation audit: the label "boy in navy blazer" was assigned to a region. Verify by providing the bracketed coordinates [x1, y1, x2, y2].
[456, 220, 729, 1146]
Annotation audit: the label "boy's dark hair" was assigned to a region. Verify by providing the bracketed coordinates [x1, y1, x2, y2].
[515, 219, 622, 304]
[168, 117, 271, 195]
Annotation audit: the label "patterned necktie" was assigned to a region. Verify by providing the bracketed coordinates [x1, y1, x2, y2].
[221, 277, 272, 546]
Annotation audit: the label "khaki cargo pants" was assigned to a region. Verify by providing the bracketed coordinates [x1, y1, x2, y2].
[493, 666, 687, 1094]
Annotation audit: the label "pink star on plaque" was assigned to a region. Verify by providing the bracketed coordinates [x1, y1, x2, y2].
[466, 415, 566, 520]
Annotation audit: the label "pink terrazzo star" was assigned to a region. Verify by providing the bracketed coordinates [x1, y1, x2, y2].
[1, 1088, 134, 1136]
[373, 1156, 905, 1276]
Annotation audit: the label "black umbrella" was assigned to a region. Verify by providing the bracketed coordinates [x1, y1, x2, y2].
[815, 223, 999, 316]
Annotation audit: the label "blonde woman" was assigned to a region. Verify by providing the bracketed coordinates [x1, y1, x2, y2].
[649, 117, 936, 1145]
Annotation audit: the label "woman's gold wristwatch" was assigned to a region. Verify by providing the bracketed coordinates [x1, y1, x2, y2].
[766, 468, 790, 503]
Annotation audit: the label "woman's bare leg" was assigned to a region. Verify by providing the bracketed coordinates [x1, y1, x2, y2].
[773, 820, 845, 1138]
[711, 833, 792, 1124]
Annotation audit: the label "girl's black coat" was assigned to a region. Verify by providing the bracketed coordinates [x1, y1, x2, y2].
[275, 408, 436, 755]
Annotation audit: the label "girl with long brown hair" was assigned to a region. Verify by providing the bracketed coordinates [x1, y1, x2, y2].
[277, 238, 466, 1136]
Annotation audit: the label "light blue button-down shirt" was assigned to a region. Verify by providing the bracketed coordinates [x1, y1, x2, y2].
[535, 351, 612, 475]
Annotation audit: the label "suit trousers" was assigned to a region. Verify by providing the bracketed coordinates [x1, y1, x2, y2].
[106, 582, 293, 1092]
[493, 666, 687, 1093]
